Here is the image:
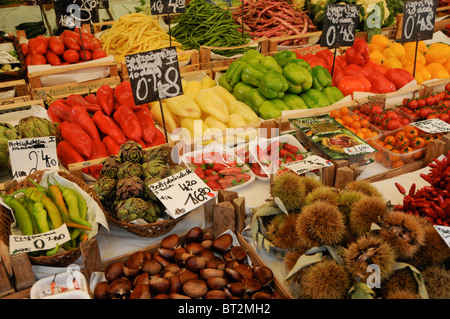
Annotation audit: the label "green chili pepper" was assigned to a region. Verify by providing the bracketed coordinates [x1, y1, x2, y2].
[46, 243, 59, 256]
[33, 193, 51, 233]
[1, 194, 34, 235]
[54, 181, 92, 229]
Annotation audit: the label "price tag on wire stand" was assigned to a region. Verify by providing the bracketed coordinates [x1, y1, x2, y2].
[8, 136, 59, 182]
[54, 0, 100, 28]
[434, 225, 450, 249]
[148, 168, 216, 219]
[401, 0, 438, 43]
[320, 4, 360, 48]
[283, 155, 333, 176]
[150, 0, 186, 15]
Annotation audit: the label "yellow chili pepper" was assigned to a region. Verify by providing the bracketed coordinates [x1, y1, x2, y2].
[401, 50, 426, 67]
[426, 62, 450, 79]
[382, 57, 403, 70]
[383, 43, 406, 60]
[368, 34, 391, 52]
[403, 41, 427, 54]
[404, 63, 431, 84]
[424, 43, 450, 65]
[369, 50, 386, 65]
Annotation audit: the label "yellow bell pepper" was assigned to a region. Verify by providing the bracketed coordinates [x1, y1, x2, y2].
[382, 43, 405, 60]
[403, 41, 427, 54]
[200, 76, 217, 89]
[227, 113, 248, 129]
[195, 87, 230, 123]
[444, 60, 450, 73]
[211, 84, 236, 105]
[183, 80, 202, 100]
[424, 43, 450, 65]
[426, 62, 450, 79]
[382, 57, 403, 70]
[369, 34, 391, 52]
[166, 94, 202, 119]
[226, 100, 259, 124]
[404, 63, 431, 84]
[369, 50, 386, 65]
[150, 101, 179, 133]
[181, 118, 209, 138]
[401, 50, 426, 67]
[204, 115, 228, 132]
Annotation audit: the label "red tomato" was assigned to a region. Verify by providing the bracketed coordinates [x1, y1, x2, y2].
[63, 37, 81, 51]
[31, 53, 47, 65]
[387, 119, 402, 131]
[417, 98, 426, 108]
[426, 95, 436, 106]
[45, 50, 62, 66]
[20, 43, 29, 56]
[91, 38, 102, 50]
[91, 49, 107, 60]
[77, 36, 93, 50]
[79, 50, 92, 61]
[445, 82, 450, 92]
[419, 108, 433, 119]
[439, 113, 450, 123]
[34, 35, 48, 55]
[408, 99, 418, 109]
[63, 49, 80, 63]
[371, 105, 384, 115]
[49, 37, 65, 55]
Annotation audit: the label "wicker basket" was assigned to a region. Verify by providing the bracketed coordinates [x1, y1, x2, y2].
[0, 170, 103, 267]
[103, 204, 186, 238]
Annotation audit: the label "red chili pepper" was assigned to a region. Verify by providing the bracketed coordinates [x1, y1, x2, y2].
[203, 174, 220, 182]
[395, 182, 406, 195]
[96, 84, 114, 116]
[114, 81, 142, 111]
[194, 166, 205, 179]
[134, 107, 157, 145]
[257, 144, 270, 165]
[92, 111, 127, 145]
[421, 207, 438, 219]
[48, 99, 72, 121]
[218, 167, 242, 175]
[408, 183, 416, 197]
[279, 148, 294, 159]
[206, 180, 221, 191]
[65, 94, 102, 113]
[265, 140, 280, 156]
[113, 105, 143, 142]
[70, 106, 101, 141]
[149, 129, 167, 146]
[47, 106, 63, 124]
[282, 143, 299, 154]
[211, 163, 227, 172]
[56, 140, 89, 173]
[102, 136, 121, 155]
[88, 139, 108, 179]
[251, 163, 267, 177]
[59, 121, 93, 158]
[294, 154, 304, 161]
[84, 94, 100, 106]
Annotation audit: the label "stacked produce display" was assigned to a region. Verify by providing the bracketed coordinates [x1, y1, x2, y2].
[0, 0, 450, 302]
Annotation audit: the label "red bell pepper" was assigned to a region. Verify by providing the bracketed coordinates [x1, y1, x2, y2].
[65, 94, 102, 113]
[344, 63, 371, 77]
[113, 105, 143, 142]
[353, 38, 370, 61]
[92, 111, 127, 145]
[96, 84, 114, 116]
[114, 81, 142, 111]
[334, 55, 348, 70]
[59, 121, 93, 158]
[103, 136, 121, 155]
[88, 139, 109, 179]
[365, 72, 397, 94]
[383, 68, 415, 90]
[134, 107, 157, 145]
[48, 99, 71, 121]
[362, 61, 387, 76]
[332, 67, 346, 87]
[298, 53, 328, 69]
[315, 49, 334, 68]
[338, 75, 372, 97]
[345, 39, 370, 67]
[57, 140, 89, 173]
[70, 106, 101, 141]
[149, 129, 167, 146]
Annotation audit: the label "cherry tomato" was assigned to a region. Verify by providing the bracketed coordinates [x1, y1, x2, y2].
[387, 119, 402, 131]
[408, 99, 419, 109]
[417, 98, 426, 108]
[445, 82, 450, 92]
[426, 96, 436, 106]
[371, 105, 384, 115]
[439, 113, 450, 123]
[419, 108, 433, 119]
[403, 98, 410, 106]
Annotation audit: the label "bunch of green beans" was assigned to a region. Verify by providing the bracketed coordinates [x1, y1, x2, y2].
[170, 0, 251, 57]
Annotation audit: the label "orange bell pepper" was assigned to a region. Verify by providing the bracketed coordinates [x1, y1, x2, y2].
[383, 43, 406, 60]
[402, 50, 426, 67]
[338, 75, 371, 97]
[368, 34, 391, 52]
[370, 50, 386, 65]
[404, 63, 431, 84]
[444, 59, 450, 73]
[424, 43, 450, 65]
[426, 62, 450, 79]
[383, 57, 403, 70]
[403, 41, 427, 54]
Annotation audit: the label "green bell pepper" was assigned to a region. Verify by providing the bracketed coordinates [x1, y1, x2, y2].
[225, 59, 248, 88]
[261, 55, 282, 73]
[286, 58, 311, 72]
[233, 82, 254, 101]
[322, 86, 344, 104]
[282, 63, 313, 94]
[241, 63, 269, 87]
[272, 50, 297, 68]
[244, 88, 267, 116]
[282, 94, 308, 110]
[241, 49, 264, 64]
[300, 88, 331, 108]
[259, 99, 288, 120]
[218, 74, 233, 92]
[258, 70, 289, 99]
[311, 65, 332, 91]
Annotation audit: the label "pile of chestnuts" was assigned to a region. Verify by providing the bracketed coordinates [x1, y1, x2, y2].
[93, 227, 280, 299]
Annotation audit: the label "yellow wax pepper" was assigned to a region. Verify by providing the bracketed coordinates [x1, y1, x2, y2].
[370, 50, 386, 65]
[382, 57, 403, 70]
[383, 43, 406, 60]
[404, 63, 431, 84]
[426, 62, 450, 79]
[403, 41, 427, 54]
[369, 34, 391, 52]
[402, 50, 426, 67]
[424, 43, 450, 65]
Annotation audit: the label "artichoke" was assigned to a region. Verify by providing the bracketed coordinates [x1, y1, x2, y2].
[142, 160, 170, 179]
[16, 116, 60, 142]
[119, 140, 143, 163]
[0, 122, 21, 168]
[144, 146, 170, 163]
[100, 155, 122, 179]
[116, 161, 143, 179]
[143, 176, 162, 201]
[93, 176, 117, 202]
[169, 164, 186, 175]
[143, 200, 164, 223]
[115, 176, 144, 200]
[115, 197, 149, 223]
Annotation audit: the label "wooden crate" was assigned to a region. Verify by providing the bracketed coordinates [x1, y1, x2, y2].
[0, 79, 30, 105]
[27, 60, 121, 101]
[1, 189, 293, 299]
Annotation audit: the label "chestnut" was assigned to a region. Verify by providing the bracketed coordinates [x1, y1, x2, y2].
[199, 268, 224, 280]
[230, 246, 247, 263]
[125, 251, 145, 269]
[164, 263, 180, 274]
[224, 267, 243, 282]
[169, 292, 191, 299]
[154, 293, 170, 299]
[134, 272, 150, 286]
[161, 234, 180, 250]
[212, 233, 233, 254]
[199, 249, 215, 263]
[206, 277, 227, 290]
[169, 275, 181, 293]
[123, 266, 141, 277]
[104, 262, 124, 283]
[182, 279, 208, 299]
[93, 281, 109, 299]
[141, 258, 162, 275]
[253, 266, 273, 287]
[107, 277, 133, 297]
[234, 264, 253, 279]
[149, 276, 170, 294]
[153, 251, 171, 268]
[252, 291, 272, 299]
[185, 242, 204, 255]
[177, 269, 199, 285]
[130, 283, 151, 299]
[185, 227, 203, 243]
[228, 282, 246, 297]
[185, 255, 206, 272]
[205, 290, 226, 299]
[201, 239, 213, 250]
[157, 248, 176, 261]
[242, 278, 261, 295]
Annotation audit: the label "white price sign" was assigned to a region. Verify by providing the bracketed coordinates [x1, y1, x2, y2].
[284, 155, 333, 175]
[148, 168, 215, 219]
[8, 136, 59, 181]
[9, 224, 71, 255]
[412, 118, 450, 134]
[433, 225, 450, 248]
[343, 144, 377, 156]
[0, 49, 20, 65]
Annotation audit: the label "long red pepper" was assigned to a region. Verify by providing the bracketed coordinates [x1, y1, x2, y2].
[134, 107, 157, 145]
[114, 81, 142, 111]
[59, 121, 93, 158]
[65, 94, 102, 113]
[92, 111, 127, 145]
[113, 105, 143, 142]
[96, 84, 114, 116]
[102, 136, 120, 155]
[48, 99, 71, 121]
[70, 106, 101, 141]
[88, 139, 108, 179]
[57, 140, 89, 173]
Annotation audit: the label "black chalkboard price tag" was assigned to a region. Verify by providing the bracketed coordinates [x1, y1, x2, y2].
[320, 4, 360, 48]
[53, 0, 100, 29]
[125, 46, 183, 105]
[150, 0, 186, 15]
[401, 0, 438, 43]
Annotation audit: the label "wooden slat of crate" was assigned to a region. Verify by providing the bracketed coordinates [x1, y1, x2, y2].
[28, 60, 120, 101]
[0, 79, 31, 106]
[421, 78, 450, 96]
[0, 98, 45, 115]
[265, 31, 322, 54]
